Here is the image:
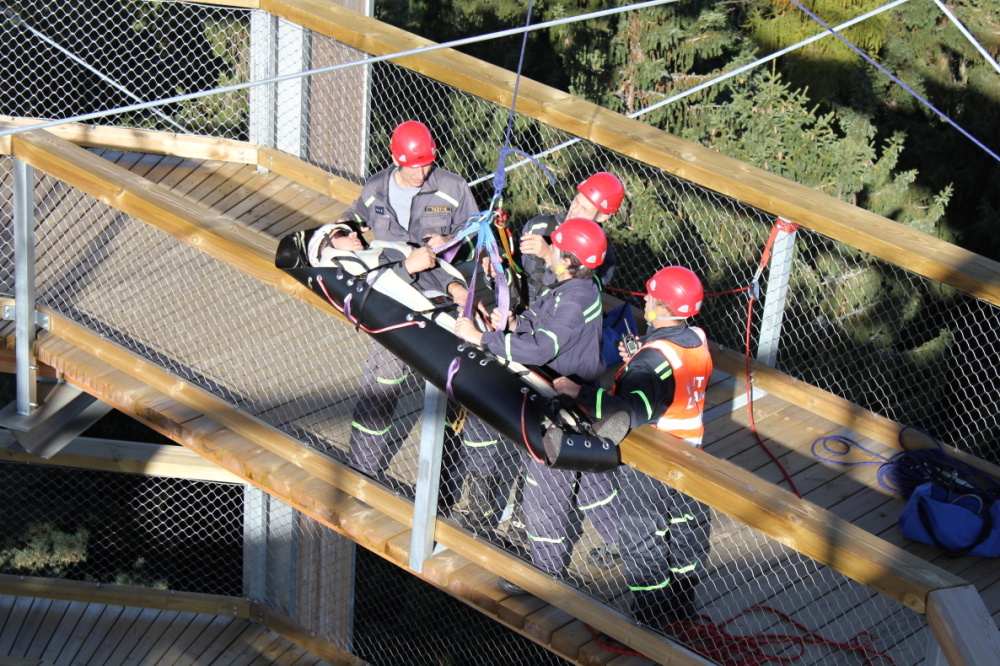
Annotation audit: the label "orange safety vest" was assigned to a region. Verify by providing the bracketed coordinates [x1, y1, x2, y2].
[622, 327, 712, 446]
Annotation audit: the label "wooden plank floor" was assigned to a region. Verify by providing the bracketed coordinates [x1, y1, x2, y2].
[5, 149, 1000, 665]
[0, 596, 327, 666]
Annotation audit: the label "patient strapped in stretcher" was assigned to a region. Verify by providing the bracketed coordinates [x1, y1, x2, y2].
[276, 222, 622, 472]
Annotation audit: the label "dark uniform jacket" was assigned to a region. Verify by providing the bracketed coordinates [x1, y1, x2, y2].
[519, 213, 617, 301]
[342, 166, 479, 246]
[480, 276, 605, 385]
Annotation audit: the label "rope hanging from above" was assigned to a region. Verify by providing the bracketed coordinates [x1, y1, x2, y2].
[433, 0, 554, 327]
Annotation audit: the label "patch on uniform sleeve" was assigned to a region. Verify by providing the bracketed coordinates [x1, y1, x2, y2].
[374, 205, 386, 215]
[424, 206, 453, 214]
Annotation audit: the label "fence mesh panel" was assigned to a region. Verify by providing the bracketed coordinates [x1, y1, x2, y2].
[0, 1, 991, 664]
[0, 460, 243, 595]
[0, 2, 249, 137]
[0, 461, 568, 664]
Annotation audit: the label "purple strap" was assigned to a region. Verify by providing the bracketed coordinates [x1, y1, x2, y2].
[445, 356, 461, 400]
[486, 242, 510, 331]
[461, 247, 483, 319]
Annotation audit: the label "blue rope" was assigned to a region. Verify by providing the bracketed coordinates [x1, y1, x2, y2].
[440, 0, 556, 326]
[789, 0, 1000, 164]
[490, 0, 555, 203]
[811, 425, 1000, 500]
[811, 435, 899, 494]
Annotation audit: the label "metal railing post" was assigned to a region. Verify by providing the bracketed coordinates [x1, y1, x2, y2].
[409, 381, 447, 572]
[756, 219, 799, 367]
[249, 11, 277, 164]
[243, 485, 267, 602]
[275, 20, 310, 159]
[12, 158, 37, 416]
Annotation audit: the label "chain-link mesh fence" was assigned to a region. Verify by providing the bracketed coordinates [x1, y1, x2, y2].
[2, 1, 996, 457]
[0, 461, 243, 593]
[0, 1, 992, 664]
[0, 144, 928, 665]
[0, 460, 570, 664]
[0, 1, 249, 137]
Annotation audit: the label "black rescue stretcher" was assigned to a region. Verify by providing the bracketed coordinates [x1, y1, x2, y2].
[275, 226, 621, 473]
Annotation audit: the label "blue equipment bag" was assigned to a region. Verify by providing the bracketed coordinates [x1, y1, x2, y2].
[898, 481, 1000, 557]
[601, 302, 638, 367]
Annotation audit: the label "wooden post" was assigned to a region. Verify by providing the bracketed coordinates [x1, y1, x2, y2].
[926, 585, 1000, 666]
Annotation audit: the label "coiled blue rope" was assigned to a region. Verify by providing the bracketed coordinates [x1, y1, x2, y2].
[812, 425, 1000, 501]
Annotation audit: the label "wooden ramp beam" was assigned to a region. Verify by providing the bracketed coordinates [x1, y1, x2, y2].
[0, 118, 364, 205]
[0, 431, 244, 483]
[926, 585, 1000, 666]
[37, 299, 967, 617]
[0, 575, 366, 666]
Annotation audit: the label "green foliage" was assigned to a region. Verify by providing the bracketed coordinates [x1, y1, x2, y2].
[113, 556, 169, 589]
[159, 14, 249, 136]
[0, 522, 89, 575]
[745, 0, 889, 100]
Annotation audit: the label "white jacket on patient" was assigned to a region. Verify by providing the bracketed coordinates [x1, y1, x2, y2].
[307, 223, 467, 326]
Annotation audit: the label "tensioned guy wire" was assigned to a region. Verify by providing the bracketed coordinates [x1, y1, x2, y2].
[789, 0, 1000, 163]
[931, 0, 1000, 76]
[0, 0, 681, 138]
[0, 3, 191, 134]
[471, 0, 912, 187]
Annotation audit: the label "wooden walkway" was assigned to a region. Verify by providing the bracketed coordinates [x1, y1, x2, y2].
[0, 595, 329, 666]
[2, 135, 999, 665]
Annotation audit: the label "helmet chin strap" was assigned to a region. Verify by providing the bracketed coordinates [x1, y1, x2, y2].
[645, 310, 685, 323]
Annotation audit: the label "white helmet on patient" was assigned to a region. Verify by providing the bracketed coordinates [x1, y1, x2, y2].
[307, 222, 357, 266]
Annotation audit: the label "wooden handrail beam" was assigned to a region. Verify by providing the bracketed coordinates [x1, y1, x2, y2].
[0, 574, 250, 617]
[7, 128, 336, 322]
[40, 299, 966, 616]
[709, 342, 1000, 481]
[0, 120, 363, 205]
[0, 432, 244, 483]
[0, 117, 258, 164]
[926, 585, 1000, 665]
[38, 308, 704, 664]
[621, 428, 965, 614]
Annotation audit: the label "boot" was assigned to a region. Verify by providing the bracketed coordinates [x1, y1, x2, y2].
[451, 473, 497, 532]
[668, 574, 699, 623]
[631, 575, 699, 627]
[498, 577, 529, 596]
[592, 410, 631, 445]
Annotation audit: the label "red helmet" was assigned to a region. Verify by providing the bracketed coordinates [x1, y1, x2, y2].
[552, 218, 607, 269]
[390, 120, 437, 167]
[647, 267, 704, 317]
[577, 172, 624, 215]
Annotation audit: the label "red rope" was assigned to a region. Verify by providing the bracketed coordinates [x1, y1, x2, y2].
[741, 220, 802, 498]
[604, 285, 645, 298]
[585, 606, 896, 665]
[609, 221, 802, 497]
[606, 284, 751, 299]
